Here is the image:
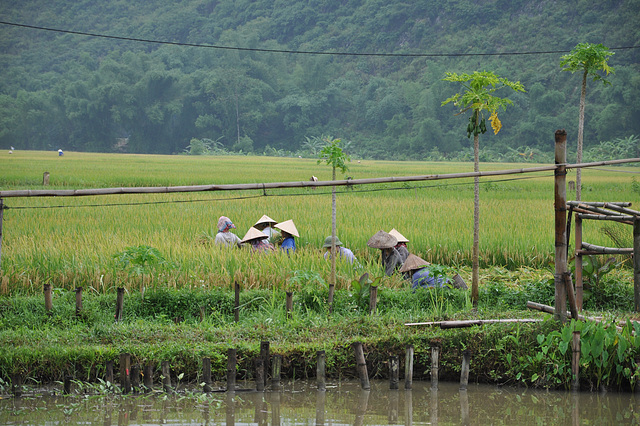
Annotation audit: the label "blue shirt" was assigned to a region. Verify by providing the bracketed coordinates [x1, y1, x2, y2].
[281, 236, 296, 253]
[411, 268, 446, 290]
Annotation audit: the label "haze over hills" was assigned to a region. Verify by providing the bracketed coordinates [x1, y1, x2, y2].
[1, 0, 638, 160]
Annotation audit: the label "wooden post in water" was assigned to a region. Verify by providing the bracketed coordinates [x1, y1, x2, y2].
[161, 361, 172, 393]
[404, 345, 414, 390]
[119, 353, 131, 394]
[75, 287, 82, 317]
[143, 364, 153, 392]
[255, 357, 265, 392]
[43, 172, 50, 186]
[11, 373, 22, 397]
[227, 348, 237, 391]
[130, 364, 140, 393]
[369, 286, 378, 315]
[43, 284, 53, 313]
[460, 349, 471, 390]
[63, 375, 72, 395]
[202, 357, 212, 393]
[634, 218, 640, 312]
[352, 342, 370, 390]
[572, 331, 581, 391]
[285, 291, 293, 318]
[554, 129, 569, 323]
[317, 350, 326, 392]
[234, 282, 240, 323]
[115, 287, 124, 322]
[260, 341, 270, 387]
[389, 355, 399, 390]
[272, 354, 282, 390]
[431, 346, 440, 390]
[106, 360, 114, 388]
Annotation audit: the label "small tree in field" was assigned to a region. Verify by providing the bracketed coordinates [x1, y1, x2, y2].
[560, 43, 614, 201]
[442, 71, 525, 307]
[318, 136, 350, 311]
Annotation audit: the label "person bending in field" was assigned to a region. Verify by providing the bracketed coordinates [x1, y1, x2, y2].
[253, 214, 280, 242]
[274, 219, 299, 254]
[214, 216, 242, 247]
[400, 254, 448, 290]
[241, 227, 275, 253]
[367, 230, 404, 276]
[323, 236, 356, 264]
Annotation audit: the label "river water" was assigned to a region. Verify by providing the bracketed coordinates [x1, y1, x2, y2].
[1, 380, 638, 425]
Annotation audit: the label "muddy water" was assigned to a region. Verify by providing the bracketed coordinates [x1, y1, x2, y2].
[1, 380, 638, 425]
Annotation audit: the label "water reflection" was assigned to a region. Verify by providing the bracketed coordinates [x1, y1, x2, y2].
[1, 380, 639, 425]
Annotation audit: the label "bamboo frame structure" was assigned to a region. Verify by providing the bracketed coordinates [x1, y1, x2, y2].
[567, 201, 640, 312]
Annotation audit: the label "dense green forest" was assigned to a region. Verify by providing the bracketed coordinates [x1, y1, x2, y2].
[1, 0, 639, 160]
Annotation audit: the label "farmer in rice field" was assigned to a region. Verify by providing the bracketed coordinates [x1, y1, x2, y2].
[367, 230, 403, 276]
[253, 214, 279, 242]
[323, 236, 356, 264]
[400, 254, 447, 290]
[274, 219, 299, 254]
[388, 228, 410, 264]
[241, 227, 275, 253]
[214, 216, 242, 247]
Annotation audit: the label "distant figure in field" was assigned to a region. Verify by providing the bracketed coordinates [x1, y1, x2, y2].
[310, 175, 318, 190]
[367, 230, 403, 276]
[58, 149, 64, 156]
[214, 216, 241, 247]
[389, 228, 410, 264]
[241, 227, 275, 253]
[274, 219, 299, 254]
[400, 254, 447, 290]
[323, 236, 356, 264]
[253, 215, 279, 242]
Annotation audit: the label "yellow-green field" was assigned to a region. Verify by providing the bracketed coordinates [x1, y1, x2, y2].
[1, 150, 637, 294]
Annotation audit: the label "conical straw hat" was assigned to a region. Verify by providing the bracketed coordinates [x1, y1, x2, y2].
[241, 227, 269, 243]
[254, 215, 277, 226]
[399, 254, 430, 273]
[389, 228, 409, 243]
[367, 230, 397, 249]
[274, 219, 299, 237]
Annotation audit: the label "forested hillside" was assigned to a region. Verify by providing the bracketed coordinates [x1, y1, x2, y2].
[1, 0, 639, 160]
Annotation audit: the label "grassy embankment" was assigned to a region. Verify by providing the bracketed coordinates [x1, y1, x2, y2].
[0, 151, 638, 390]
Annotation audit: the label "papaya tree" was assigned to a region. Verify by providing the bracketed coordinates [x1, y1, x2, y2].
[442, 71, 525, 307]
[318, 136, 350, 311]
[560, 43, 614, 201]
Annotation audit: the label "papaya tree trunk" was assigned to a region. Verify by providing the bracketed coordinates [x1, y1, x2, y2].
[472, 110, 480, 308]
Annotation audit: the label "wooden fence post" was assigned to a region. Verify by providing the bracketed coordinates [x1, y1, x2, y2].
[317, 350, 326, 392]
[431, 346, 440, 390]
[285, 291, 293, 318]
[227, 348, 237, 392]
[255, 358, 265, 392]
[389, 355, 399, 390]
[161, 361, 172, 393]
[119, 353, 131, 394]
[352, 342, 370, 390]
[75, 287, 82, 317]
[130, 364, 140, 393]
[42, 172, 50, 186]
[106, 360, 114, 388]
[572, 331, 581, 391]
[272, 354, 282, 390]
[369, 286, 378, 315]
[260, 341, 270, 388]
[143, 364, 154, 392]
[43, 284, 53, 313]
[554, 129, 569, 323]
[460, 349, 470, 390]
[63, 375, 72, 395]
[202, 357, 212, 393]
[115, 287, 124, 322]
[404, 345, 414, 390]
[634, 218, 640, 312]
[11, 373, 22, 397]
[575, 215, 583, 310]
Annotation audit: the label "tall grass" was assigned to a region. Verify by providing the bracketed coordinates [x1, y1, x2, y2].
[1, 151, 637, 294]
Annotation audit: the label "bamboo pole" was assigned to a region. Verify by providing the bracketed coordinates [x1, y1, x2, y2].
[369, 286, 377, 315]
[580, 242, 633, 254]
[115, 287, 124, 322]
[405, 318, 543, 328]
[202, 357, 212, 393]
[317, 350, 326, 392]
[431, 346, 439, 390]
[75, 287, 83, 317]
[572, 331, 581, 391]
[460, 350, 471, 390]
[255, 358, 265, 392]
[285, 291, 293, 318]
[43, 283, 53, 313]
[3, 158, 638, 199]
[227, 348, 237, 392]
[272, 354, 282, 390]
[389, 355, 399, 390]
[260, 341, 270, 388]
[161, 361, 172, 393]
[635, 219, 640, 312]
[352, 342, 370, 390]
[575, 216, 583, 310]
[526, 301, 623, 330]
[554, 129, 569, 323]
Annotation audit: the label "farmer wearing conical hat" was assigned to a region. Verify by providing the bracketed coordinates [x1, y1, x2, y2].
[367, 230, 403, 276]
[274, 219, 299, 254]
[322, 236, 356, 264]
[253, 214, 279, 241]
[214, 216, 241, 247]
[399, 254, 448, 290]
[388, 228, 410, 264]
[241, 227, 275, 253]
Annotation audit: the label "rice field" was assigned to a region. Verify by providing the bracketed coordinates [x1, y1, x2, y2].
[0, 150, 638, 294]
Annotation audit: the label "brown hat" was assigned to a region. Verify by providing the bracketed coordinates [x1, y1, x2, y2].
[274, 219, 299, 237]
[241, 227, 269, 243]
[254, 215, 277, 227]
[399, 254, 430, 272]
[367, 230, 397, 249]
[388, 228, 409, 243]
